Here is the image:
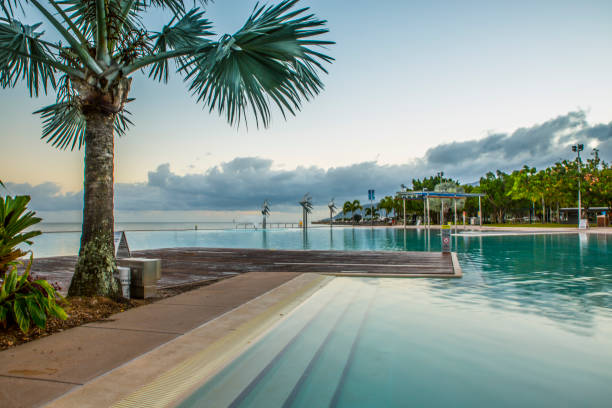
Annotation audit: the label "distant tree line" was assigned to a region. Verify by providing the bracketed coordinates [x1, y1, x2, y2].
[340, 149, 611, 224]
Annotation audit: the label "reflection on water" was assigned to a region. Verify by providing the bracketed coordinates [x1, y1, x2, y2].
[30, 227, 611, 333]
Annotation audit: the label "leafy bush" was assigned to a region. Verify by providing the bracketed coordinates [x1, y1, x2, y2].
[0, 257, 67, 333]
[0, 195, 42, 276]
[0, 191, 67, 333]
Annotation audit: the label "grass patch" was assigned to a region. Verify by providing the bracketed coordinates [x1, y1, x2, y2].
[485, 223, 577, 228]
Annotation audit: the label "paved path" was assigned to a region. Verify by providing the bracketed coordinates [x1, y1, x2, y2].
[0, 272, 301, 408]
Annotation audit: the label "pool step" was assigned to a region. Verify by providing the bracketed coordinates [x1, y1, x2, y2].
[178, 280, 359, 407]
[227, 282, 368, 408]
[281, 282, 377, 407]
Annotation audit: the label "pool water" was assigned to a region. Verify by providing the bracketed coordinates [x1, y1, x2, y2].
[31, 228, 611, 406]
[178, 277, 612, 408]
[163, 229, 609, 408]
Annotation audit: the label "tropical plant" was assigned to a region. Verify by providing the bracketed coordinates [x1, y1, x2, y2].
[351, 199, 362, 224]
[0, 0, 333, 296]
[508, 166, 539, 222]
[0, 195, 42, 276]
[342, 201, 352, 222]
[0, 256, 67, 333]
[478, 171, 514, 223]
[379, 196, 395, 219]
[364, 206, 379, 219]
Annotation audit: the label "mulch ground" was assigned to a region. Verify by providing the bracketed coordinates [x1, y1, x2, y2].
[0, 276, 230, 351]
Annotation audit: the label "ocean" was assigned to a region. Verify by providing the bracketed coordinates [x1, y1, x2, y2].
[37, 221, 239, 233]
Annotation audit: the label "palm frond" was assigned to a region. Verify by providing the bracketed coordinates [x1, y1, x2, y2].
[148, 8, 213, 82]
[0, 19, 58, 96]
[136, 0, 185, 16]
[35, 100, 86, 150]
[184, 0, 333, 127]
[57, 0, 105, 42]
[35, 74, 134, 151]
[0, 0, 24, 20]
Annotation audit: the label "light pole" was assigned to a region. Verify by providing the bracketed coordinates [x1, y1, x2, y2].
[368, 189, 375, 227]
[401, 184, 407, 228]
[572, 144, 584, 225]
[422, 187, 428, 228]
[437, 172, 444, 225]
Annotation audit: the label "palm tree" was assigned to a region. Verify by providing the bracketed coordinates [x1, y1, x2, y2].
[342, 201, 352, 222]
[1, 0, 333, 296]
[364, 206, 379, 220]
[379, 196, 394, 219]
[351, 199, 362, 224]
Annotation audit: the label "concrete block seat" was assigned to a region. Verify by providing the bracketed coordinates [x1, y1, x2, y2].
[117, 258, 162, 298]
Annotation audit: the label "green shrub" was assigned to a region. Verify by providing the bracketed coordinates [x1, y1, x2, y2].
[0, 256, 67, 333]
[0, 195, 42, 276]
[0, 192, 66, 333]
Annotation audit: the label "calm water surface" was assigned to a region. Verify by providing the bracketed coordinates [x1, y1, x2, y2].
[173, 229, 611, 408]
[29, 227, 612, 406]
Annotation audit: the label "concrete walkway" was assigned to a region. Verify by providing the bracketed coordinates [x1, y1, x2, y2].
[0, 272, 302, 408]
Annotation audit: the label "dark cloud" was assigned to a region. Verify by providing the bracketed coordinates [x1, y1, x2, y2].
[6, 111, 611, 212]
[424, 111, 611, 181]
[4, 182, 81, 211]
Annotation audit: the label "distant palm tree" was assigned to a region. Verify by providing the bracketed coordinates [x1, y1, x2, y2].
[364, 206, 379, 220]
[379, 196, 395, 219]
[0, 0, 333, 296]
[351, 199, 362, 224]
[342, 201, 353, 222]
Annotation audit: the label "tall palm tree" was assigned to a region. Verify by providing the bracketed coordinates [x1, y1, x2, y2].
[1, 0, 333, 296]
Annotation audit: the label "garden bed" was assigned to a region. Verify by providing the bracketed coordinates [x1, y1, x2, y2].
[0, 275, 230, 351]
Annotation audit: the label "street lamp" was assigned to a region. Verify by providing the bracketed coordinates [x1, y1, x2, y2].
[436, 173, 445, 224]
[400, 185, 407, 228]
[423, 187, 428, 228]
[572, 144, 584, 225]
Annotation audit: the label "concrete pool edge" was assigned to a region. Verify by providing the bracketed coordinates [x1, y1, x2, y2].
[45, 273, 331, 408]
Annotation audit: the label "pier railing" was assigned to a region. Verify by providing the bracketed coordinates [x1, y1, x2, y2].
[234, 222, 301, 230]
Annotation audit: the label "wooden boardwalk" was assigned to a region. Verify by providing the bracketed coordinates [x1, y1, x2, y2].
[28, 248, 460, 294]
[140, 248, 461, 279]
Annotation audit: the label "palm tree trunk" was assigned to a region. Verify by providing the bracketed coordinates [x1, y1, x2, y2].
[68, 110, 120, 297]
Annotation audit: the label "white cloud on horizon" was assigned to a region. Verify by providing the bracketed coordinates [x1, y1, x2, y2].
[5, 111, 611, 217]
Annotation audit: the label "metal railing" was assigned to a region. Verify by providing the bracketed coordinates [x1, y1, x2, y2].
[234, 222, 301, 229]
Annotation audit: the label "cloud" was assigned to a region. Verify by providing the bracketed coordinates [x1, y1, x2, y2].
[3, 182, 81, 211]
[423, 110, 611, 179]
[5, 111, 611, 213]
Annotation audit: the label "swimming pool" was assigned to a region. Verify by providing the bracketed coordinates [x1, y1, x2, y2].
[145, 229, 608, 408]
[178, 275, 612, 407]
[33, 228, 611, 406]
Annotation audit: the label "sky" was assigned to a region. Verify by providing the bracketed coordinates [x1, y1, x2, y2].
[1, 0, 612, 222]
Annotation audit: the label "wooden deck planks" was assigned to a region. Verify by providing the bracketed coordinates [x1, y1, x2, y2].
[27, 248, 459, 294]
[132, 248, 458, 278]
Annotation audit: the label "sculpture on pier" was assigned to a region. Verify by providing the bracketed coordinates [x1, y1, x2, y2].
[299, 194, 313, 229]
[328, 198, 337, 226]
[261, 200, 270, 229]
